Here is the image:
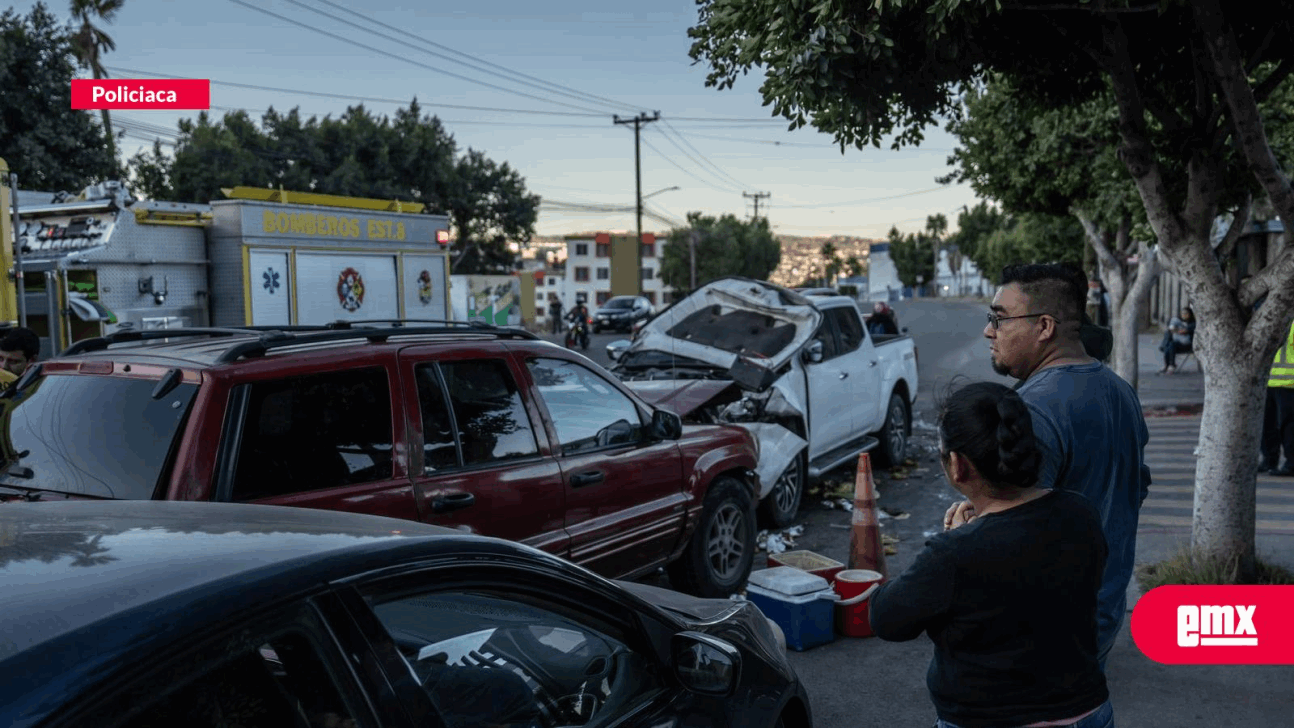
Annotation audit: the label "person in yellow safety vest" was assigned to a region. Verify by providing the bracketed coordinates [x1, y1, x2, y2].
[1260, 319, 1294, 476]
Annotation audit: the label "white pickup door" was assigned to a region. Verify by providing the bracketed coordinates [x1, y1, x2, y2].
[804, 303, 884, 459]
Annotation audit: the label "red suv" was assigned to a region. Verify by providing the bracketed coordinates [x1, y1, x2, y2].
[0, 322, 761, 596]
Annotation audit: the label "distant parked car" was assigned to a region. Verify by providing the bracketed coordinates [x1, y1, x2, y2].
[593, 295, 654, 333]
[0, 320, 761, 597]
[0, 501, 812, 728]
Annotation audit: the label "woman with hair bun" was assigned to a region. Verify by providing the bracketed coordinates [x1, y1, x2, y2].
[869, 381, 1113, 728]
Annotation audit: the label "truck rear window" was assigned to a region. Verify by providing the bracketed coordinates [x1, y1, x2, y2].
[0, 373, 198, 499]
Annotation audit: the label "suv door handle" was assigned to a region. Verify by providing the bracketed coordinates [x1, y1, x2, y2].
[839, 372, 849, 379]
[432, 492, 475, 514]
[869, 360, 879, 367]
[570, 471, 606, 488]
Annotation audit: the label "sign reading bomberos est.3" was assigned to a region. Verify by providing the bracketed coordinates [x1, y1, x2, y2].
[240, 204, 447, 244]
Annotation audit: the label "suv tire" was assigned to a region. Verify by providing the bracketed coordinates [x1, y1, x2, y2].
[668, 476, 756, 598]
[758, 451, 805, 529]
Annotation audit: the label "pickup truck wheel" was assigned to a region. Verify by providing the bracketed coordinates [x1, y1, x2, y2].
[667, 477, 756, 598]
[874, 392, 909, 469]
[758, 452, 805, 529]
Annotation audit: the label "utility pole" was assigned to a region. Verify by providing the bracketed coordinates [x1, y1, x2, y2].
[743, 191, 771, 221]
[614, 111, 661, 295]
[689, 228, 699, 291]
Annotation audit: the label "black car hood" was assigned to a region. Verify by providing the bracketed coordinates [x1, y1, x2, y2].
[616, 580, 742, 621]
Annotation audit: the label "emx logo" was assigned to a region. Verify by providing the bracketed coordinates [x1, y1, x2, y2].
[1177, 605, 1257, 646]
[1133, 586, 1294, 664]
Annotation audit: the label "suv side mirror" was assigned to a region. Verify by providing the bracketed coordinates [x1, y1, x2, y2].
[649, 408, 683, 441]
[901, 327, 909, 335]
[802, 340, 824, 364]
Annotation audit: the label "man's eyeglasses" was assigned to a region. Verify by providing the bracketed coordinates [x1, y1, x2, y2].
[986, 312, 1047, 330]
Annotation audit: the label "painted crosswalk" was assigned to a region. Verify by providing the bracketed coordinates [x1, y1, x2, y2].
[1138, 415, 1294, 534]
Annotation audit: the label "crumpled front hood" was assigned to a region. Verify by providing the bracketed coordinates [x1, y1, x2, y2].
[621, 379, 737, 417]
[625, 277, 821, 374]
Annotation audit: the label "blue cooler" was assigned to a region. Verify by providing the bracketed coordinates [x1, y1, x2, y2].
[745, 566, 837, 651]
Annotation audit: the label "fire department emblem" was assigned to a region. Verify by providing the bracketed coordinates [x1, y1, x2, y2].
[336, 267, 365, 312]
[417, 270, 434, 305]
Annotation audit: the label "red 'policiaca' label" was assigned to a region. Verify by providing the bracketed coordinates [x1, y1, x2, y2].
[1131, 585, 1294, 664]
[71, 79, 210, 110]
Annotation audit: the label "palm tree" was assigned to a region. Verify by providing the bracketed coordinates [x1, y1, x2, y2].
[69, 0, 126, 176]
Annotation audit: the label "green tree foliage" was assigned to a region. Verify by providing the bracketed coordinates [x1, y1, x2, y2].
[976, 214, 1086, 281]
[886, 226, 934, 290]
[0, 3, 114, 190]
[68, 0, 123, 174]
[688, 0, 1294, 575]
[659, 212, 781, 292]
[127, 101, 538, 274]
[947, 202, 1007, 276]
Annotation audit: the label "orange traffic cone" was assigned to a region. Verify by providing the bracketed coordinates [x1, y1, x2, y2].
[848, 452, 888, 579]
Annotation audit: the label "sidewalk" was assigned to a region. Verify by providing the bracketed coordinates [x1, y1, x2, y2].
[1134, 330, 1205, 411]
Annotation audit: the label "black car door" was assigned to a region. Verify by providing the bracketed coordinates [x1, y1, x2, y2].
[44, 600, 415, 728]
[331, 558, 757, 728]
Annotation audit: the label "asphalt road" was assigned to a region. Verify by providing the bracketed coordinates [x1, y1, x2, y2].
[565, 299, 1292, 726]
[557, 298, 1003, 727]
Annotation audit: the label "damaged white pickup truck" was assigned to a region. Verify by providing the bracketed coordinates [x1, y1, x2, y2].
[606, 277, 919, 528]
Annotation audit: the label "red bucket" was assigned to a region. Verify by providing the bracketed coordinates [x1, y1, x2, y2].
[832, 569, 883, 638]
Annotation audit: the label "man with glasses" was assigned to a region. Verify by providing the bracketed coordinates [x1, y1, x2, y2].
[945, 263, 1151, 672]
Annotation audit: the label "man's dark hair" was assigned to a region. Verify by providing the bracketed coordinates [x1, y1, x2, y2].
[0, 327, 39, 360]
[999, 263, 1087, 326]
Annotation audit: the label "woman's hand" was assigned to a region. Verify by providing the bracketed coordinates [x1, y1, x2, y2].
[943, 500, 977, 531]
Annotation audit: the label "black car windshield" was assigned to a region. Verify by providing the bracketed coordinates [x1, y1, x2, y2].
[0, 373, 198, 499]
[602, 298, 635, 310]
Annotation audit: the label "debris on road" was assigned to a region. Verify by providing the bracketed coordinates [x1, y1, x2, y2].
[757, 525, 807, 554]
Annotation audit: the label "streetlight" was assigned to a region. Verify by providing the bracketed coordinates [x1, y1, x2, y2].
[643, 185, 680, 201]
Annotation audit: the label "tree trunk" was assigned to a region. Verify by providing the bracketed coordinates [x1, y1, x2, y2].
[1191, 320, 1264, 575]
[1076, 213, 1161, 388]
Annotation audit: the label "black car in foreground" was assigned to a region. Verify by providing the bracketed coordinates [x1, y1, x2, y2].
[0, 501, 810, 728]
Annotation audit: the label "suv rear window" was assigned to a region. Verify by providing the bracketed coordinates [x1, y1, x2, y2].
[0, 373, 198, 499]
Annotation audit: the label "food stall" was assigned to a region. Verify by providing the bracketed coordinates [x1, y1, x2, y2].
[206, 187, 451, 327]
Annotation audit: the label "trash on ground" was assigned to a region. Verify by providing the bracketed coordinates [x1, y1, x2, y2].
[881, 534, 900, 545]
[884, 545, 898, 555]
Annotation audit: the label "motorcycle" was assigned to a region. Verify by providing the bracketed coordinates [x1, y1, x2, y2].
[565, 317, 591, 351]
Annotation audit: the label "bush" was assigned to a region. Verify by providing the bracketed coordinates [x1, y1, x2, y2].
[1137, 546, 1294, 592]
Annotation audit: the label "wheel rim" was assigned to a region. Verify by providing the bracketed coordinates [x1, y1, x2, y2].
[888, 398, 906, 459]
[706, 503, 747, 581]
[772, 461, 802, 515]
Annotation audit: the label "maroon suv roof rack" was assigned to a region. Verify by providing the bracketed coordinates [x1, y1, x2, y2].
[61, 320, 539, 363]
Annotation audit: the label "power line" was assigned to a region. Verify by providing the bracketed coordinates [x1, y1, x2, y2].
[108, 67, 610, 117]
[642, 131, 746, 195]
[303, 0, 643, 115]
[223, 0, 611, 115]
[774, 185, 960, 209]
[658, 121, 750, 191]
[639, 138, 743, 196]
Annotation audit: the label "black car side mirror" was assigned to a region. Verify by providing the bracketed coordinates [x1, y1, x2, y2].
[672, 632, 741, 696]
[649, 409, 683, 441]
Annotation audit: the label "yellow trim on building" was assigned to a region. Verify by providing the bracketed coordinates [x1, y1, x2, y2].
[133, 208, 214, 227]
[288, 249, 300, 326]
[242, 245, 253, 326]
[221, 186, 425, 214]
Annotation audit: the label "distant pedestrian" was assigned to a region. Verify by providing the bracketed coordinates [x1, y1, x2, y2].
[868, 302, 900, 336]
[872, 381, 1112, 728]
[1260, 318, 1294, 476]
[1157, 306, 1195, 375]
[547, 296, 563, 335]
[948, 263, 1150, 672]
[0, 327, 40, 380]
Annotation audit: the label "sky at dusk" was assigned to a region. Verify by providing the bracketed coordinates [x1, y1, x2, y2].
[14, 0, 982, 238]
